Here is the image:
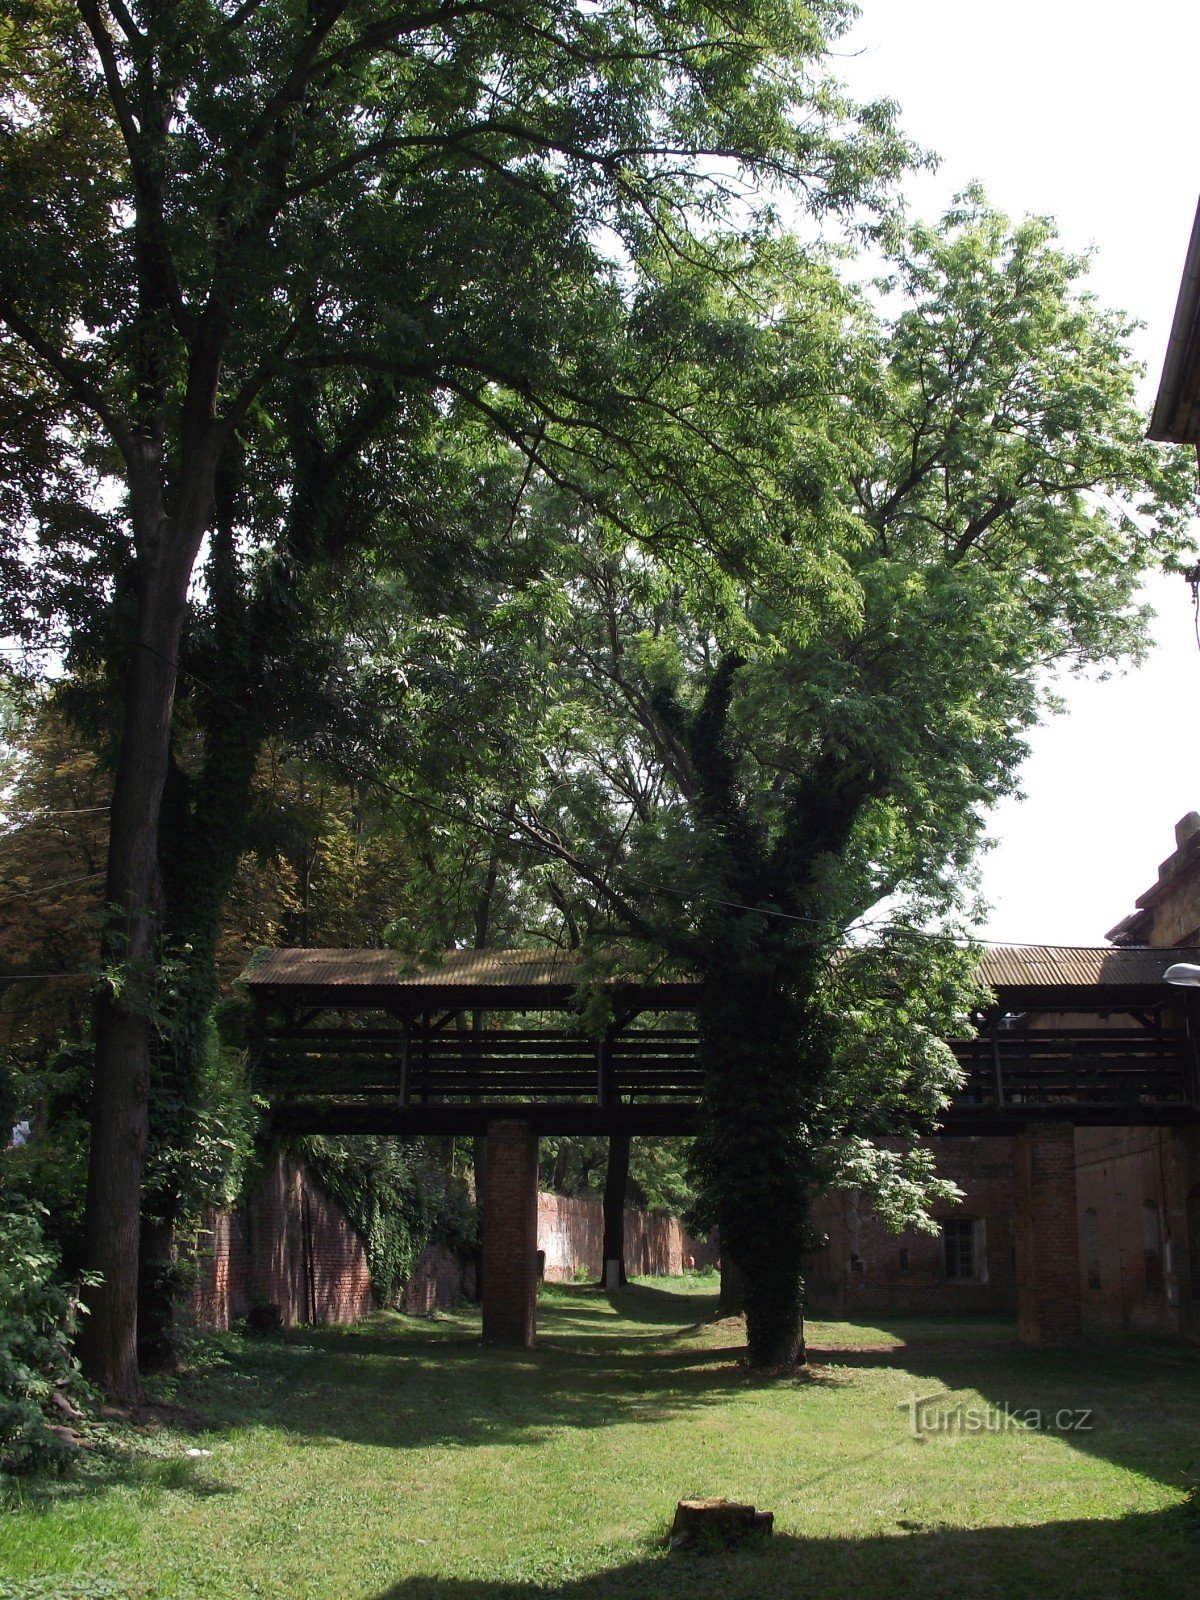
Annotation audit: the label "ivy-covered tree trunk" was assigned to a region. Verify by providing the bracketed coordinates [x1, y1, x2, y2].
[139, 505, 263, 1370]
[718, 1251, 744, 1316]
[693, 966, 821, 1367]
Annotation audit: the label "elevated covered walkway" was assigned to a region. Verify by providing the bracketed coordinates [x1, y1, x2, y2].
[244, 944, 1200, 1348]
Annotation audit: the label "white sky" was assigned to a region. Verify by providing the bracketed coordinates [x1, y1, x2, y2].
[836, 0, 1200, 947]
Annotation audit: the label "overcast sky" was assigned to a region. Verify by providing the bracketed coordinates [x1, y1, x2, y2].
[834, 0, 1200, 947]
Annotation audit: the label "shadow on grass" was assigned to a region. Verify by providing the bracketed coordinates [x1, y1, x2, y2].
[597, 1284, 712, 1328]
[2, 1445, 237, 1513]
[22, 1285, 1191, 1529]
[365, 1510, 1200, 1600]
[815, 1320, 1200, 1493]
[149, 1285, 1199, 1499]
[173, 1295, 755, 1454]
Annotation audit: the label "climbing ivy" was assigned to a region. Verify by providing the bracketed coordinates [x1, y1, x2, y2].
[297, 1137, 476, 1308]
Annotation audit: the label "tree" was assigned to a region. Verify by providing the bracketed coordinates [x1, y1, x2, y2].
[498, 197, 1198, 1364]
[0, 694, 108, 1070]
[0, 0, 909, 1393]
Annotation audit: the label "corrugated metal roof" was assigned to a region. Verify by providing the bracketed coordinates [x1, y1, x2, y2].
[245, 947, 586, 990]
[244, 944, 1200, 999]
[974, 945, 1200, 989]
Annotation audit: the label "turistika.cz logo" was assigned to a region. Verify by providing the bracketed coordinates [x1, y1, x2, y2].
[901, 1392, 1094, 1439]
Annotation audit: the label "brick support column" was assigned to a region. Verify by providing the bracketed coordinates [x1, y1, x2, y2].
[481, 1119, 539, 1346]
[1013, 1122, 1081, 1345]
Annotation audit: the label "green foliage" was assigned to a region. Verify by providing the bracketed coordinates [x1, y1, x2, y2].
[496, 195, 1199, 1364]
[0, 1199, 88, 1477]
[144, 1024, 261, 1227]
[540, 1136, 696, 1215]
[1, 0, 918, 1393]
[1, 1045, 93, 1277]
[299, 1138, 476, 1308]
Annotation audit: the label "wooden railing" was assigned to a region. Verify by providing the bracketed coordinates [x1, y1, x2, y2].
[256, 1021, 1199, 1128]
[954, 1028, 1195, 1111]
[258, 1027, 704, 1105]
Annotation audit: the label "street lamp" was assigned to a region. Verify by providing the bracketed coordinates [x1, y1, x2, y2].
[1164, 963, 1200, 987]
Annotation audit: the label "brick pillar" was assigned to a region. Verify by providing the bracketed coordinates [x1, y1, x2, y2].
[1013, 1122, 1081, 1345]
[482, 1120, 539, 1346]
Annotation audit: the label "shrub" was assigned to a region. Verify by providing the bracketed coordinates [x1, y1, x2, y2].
[0, 1198, 87, 1476]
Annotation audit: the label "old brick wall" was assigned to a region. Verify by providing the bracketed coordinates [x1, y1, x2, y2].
[189, 1151, 375, 1330]
[190, 1206, 251, 1331]
[536, 1192, 697, 1281]
[1013, 1122, 1081, 1344]
[403, 1243, 475, 1315]
[191, 1158, 703, 1334]
[805, 1137, 1019, 1317]
[1076, 1124, 1199, 1337]
[1106, 812, 1200, 946]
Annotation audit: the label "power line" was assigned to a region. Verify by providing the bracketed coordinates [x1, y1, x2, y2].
[0, 972, 91, 984]
[3, 805, 111, 819]
[0, 871, 105, 909]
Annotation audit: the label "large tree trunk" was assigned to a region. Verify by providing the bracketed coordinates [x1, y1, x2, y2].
[718, 1250, 744, 1316]
[138, 505, 263, 1370]
[692, 968, 820, 1368]
[78, 449, 218, 1398]
[136, 1216, 179, 1373]
[600, 1132, 630, 1287]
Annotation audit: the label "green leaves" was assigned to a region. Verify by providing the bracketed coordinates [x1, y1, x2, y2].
[0, 1199, 89, 1476]
[486, 192, 1198, 1362]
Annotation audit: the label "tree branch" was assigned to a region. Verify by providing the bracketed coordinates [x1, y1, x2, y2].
[0, 302, 132, 459]
[951, 494, 1016, 560]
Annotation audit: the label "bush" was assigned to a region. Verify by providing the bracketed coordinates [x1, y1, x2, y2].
[0, 1199, 87, 1476]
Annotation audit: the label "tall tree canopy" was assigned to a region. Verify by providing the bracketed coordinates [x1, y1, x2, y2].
[487, 197, 1198, 1364]
[0, 0, 910, 1393]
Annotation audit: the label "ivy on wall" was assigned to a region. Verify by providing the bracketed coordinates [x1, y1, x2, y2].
[296, 1136, 476, 1307]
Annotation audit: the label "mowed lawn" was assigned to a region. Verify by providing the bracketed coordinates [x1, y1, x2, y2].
[2, 1279, 1198, 1600]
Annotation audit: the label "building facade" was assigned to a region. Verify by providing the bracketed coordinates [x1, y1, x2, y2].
[806, 814, 1200, 1340]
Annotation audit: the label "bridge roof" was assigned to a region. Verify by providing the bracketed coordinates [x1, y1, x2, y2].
[976, 943, 1200, 1004]
[243, 943, 1200, 1014]
[242, 945, 699, 1011]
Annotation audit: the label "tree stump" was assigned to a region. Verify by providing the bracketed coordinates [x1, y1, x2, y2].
[670, 1498, 774, 1550]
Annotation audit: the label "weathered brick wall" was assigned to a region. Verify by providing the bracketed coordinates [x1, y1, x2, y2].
[536, 1192, 702, 1281]
[1076, 1123, 1199, 1337]
[189, 1151, 375, 1330]
[805, 1137, 1019, 1316]
[403, 1244, 475, 1315]
[1013, 1122, 1081, 1344]
[190, 1206, 251, 1331]
[1107, 812, 1200, 946]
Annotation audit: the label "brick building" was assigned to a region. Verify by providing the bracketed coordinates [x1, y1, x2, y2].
[808, 814, 1200, 1340]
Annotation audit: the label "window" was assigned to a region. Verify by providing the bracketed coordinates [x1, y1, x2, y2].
[898, 1247, 911, 1275]
[942, 1218, 981, 1281]
[1084, 1208, 1101, 1290]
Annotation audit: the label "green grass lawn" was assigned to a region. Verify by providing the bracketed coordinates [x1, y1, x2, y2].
[2, 1278, 1198, 1600]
